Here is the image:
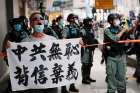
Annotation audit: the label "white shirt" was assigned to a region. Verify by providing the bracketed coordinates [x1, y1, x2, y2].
[22, 33, 56, 42]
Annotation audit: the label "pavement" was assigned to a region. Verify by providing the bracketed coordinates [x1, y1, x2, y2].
[56, 48, 140, 93]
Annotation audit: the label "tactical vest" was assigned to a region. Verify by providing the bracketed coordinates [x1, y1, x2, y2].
[104, 27, 125, 56]
[44, 27, 59, 39]
[82, 28, 96, 44]
[66, 24, 80, 39]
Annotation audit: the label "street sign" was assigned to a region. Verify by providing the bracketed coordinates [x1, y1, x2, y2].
[95, 0, 114, 9]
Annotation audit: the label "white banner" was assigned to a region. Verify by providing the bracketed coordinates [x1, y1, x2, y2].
[7, 39, 81, 91]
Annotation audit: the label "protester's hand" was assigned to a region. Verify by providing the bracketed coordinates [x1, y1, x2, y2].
[0, 52, 5, 59]
[131, 20, 137, 30]
[132, 20, 137, 27]
[117, 27, 128, 38]
[127, 20, 137, 33]
[121, 27, 128, 33]
[79, 38, 84, 47]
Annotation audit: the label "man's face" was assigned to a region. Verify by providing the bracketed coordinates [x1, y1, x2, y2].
[31, 14, 44, 27]
[30, 14, 45, 33]
[69, 16, 75, 23]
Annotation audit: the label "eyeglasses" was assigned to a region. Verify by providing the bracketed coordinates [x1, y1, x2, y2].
[32, 16, 44, 21]
[71, 17, 75, 19]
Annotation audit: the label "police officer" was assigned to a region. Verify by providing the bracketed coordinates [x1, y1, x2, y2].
[19, 16, 32, 35]
[2, 16, 30, 63]
[2, 16, 30, 93]
[134, 13, 140, 83]
[51, 15, 64, 39]
[62, 13, 80, 39]
[104, 13, 128, 93]
[61, 13, 80, 93]
[43, 14, 59, 39]
[81, 18, 96, 84]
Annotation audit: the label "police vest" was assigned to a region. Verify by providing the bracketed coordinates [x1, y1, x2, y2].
[66, 24, 80, 38]
[104, 27, 125, 56]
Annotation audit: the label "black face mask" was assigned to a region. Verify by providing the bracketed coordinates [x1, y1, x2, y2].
[89, 24, 93, 28]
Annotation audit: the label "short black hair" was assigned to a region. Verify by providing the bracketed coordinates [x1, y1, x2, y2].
[107, 13, 118, 23]
[67, 13, 75, 22]
[83, 18, 92, 25]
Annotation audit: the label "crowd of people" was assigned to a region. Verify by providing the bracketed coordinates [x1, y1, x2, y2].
[0, 11, 140, 93]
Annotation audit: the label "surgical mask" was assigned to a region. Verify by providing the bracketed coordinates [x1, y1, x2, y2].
[114, 20, 120, 26]
[59, 20, 64, 28]
[34, 25, 44, 32]
[88, 24, 93, 28]
[59, 20, 64, 25]
[14, 24, 22, 31]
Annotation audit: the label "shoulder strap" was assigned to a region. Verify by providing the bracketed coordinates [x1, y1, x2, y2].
[65, 25, 72, 38]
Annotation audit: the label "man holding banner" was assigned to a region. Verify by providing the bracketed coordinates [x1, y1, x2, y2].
[21, 12, 57, 93]
[7, 12, 81, 93]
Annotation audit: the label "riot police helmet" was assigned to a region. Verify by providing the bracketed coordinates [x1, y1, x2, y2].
[107, 13, 118, 23]
[67, 13, 75, 22]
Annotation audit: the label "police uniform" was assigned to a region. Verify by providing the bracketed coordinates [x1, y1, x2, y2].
[104, 26, 126, 93]
[80, 27, 97, 84]
[62, 23, 80, 39]
[2, 17, 30, 93]
[135, 18, 140, 83]
[51, 25, 63, 39]
[44, 26, 59, 39]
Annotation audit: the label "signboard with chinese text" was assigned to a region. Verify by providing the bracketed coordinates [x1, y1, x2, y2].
[7, 39, 81, 91]
[95, 0, 114, 9]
